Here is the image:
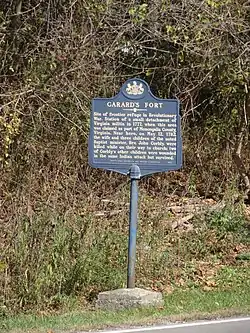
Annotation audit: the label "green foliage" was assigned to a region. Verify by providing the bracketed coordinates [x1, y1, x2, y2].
[215, 266, 250, 289]
[236, 253, 250, 261]
[129, 4, 148, 24]
[2, 211, 127, 311]
[207, 206, 247, 235]
[0, 108, 21, 164]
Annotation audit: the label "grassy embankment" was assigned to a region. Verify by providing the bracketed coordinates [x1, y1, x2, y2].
[1, 266, 250, 332]
[1, 192, 250, 332]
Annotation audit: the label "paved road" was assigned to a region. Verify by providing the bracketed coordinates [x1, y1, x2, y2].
[97, 318, 250, 333]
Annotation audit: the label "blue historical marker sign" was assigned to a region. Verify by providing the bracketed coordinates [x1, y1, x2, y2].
[88, 78, 182, 177]
[89, 78, 182, 289]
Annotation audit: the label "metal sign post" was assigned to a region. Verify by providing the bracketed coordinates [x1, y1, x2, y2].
[127, 164, 141, 288]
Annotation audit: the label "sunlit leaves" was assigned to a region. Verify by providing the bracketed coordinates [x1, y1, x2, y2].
[129, 4, 148, 24]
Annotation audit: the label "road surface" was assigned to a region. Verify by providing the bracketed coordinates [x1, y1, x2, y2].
[96, 317, 250, 333]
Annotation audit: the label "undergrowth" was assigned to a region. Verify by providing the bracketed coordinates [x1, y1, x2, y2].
[1, 195, 249, 315]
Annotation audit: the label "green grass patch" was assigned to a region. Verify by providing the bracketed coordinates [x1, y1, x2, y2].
[1, 272, 250, 333]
